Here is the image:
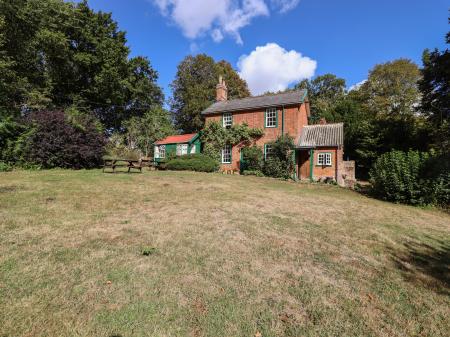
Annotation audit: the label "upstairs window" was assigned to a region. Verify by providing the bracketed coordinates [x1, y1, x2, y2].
[222, 144, 232, 164]
[223, 112, 232, 128]
[317, 153, 332, 166]
[159, 145, 166, 159]
[265, 108, 277, 128]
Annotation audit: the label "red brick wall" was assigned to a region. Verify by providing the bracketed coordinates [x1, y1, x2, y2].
[311, 147, 343, 180]
[205, 103, 308, 171]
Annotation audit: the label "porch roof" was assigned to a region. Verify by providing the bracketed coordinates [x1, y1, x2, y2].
[297, 123, 343, 148]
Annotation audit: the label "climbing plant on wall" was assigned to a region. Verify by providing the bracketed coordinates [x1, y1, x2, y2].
[201, 121, 264, 162]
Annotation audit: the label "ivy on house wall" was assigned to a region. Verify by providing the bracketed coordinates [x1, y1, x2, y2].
[201, 121, 264, 162]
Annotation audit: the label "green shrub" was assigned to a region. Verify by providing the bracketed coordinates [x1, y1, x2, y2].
[241, 146, 263, 171]
[263, 157, 286, 178]
[166, 154, 219, 173]
[0, 161, 12, 172]
[421, 153, 450, 208]
[262, 135, 295, 179]
[370, 150, 427, 204]
[242, 170, 264, 177]
[370, 150, 449, 207]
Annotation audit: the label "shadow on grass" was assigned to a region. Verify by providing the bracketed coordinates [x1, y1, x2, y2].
[390, 239, 450, 294]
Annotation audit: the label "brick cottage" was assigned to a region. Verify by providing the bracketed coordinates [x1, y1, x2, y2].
[201, 77, 355, 186]
[154, 77, 355, 186]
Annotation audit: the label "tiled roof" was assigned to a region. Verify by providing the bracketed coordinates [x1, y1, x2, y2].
[154, 133, 198, 145]
[298, 123, 344, 148]
[202, 89, 307, 115]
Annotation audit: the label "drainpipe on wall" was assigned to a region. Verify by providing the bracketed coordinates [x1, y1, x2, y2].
[281, 105, 285, 135]
[335, 147, 339, 185]
[309, 149, 314, 182]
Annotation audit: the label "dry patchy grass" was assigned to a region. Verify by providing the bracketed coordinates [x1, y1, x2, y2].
[0, 169, 449, 337]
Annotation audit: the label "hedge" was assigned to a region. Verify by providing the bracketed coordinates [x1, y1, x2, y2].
[165, 154, 219, 173]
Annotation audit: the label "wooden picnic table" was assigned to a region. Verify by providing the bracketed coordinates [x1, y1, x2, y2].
[103, 158, 152, 173]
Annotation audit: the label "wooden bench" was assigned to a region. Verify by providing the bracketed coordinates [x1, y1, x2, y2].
[103, 159, 147, 173]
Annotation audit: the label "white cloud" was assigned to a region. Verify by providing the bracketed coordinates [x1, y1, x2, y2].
[270, 0, 300, 13]
[211, 29, 224, 43]
[348, 79, 367, 91]
[151, 0, 299, 44]
[237, 43, 317, 95]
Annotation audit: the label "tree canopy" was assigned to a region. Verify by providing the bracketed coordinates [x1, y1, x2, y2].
[170, 54, 250, 133]
[0, 0, 163, 130]
[358, 59, 421, 119]
[292, 60, 429, 175]
[420, 41, 450, 152]
[295, 74, 347, 122]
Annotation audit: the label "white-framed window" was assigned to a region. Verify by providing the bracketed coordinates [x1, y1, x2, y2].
[223, 112, 232, 128]
[159, 145, 166, 159]
[222, 144, 232, 164]
[176, 143, 188, 156]
[265, 108, 277, 128]
[317, 152, 332, 166]
[264, 144, 273, 160]
[190, 144, 196, 154]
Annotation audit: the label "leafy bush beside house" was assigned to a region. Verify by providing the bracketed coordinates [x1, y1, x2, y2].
[370, 150, 449, 207]
[421, 152, 450, 208]
[262, 135, 296, 179]
[6, 110, 106, 169]
[241, 145, 264, 172]
[370, 150, 427, 204]
[239, 136, 296, 179]
[165, 154, 219, 173]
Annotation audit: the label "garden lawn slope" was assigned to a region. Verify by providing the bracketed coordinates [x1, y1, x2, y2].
[0, 170, 449, 337]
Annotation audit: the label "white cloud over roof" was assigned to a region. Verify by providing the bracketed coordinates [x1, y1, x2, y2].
[237, 43, 317, 95]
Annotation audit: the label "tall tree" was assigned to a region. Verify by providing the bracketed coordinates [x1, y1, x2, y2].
[419, 32, 450, 152]
[170, 54, 250, 133]
[359, 59, 421, 119]
[0, 0, 163, 130]
[122, 106, 175, 157]
[358, 59, 429, 154]
[295, 74, 347, 122]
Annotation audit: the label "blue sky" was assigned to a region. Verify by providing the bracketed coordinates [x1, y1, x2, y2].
[78, 0, 448, 97]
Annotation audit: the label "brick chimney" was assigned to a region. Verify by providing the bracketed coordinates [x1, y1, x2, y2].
[319, 118, 327, 125]
[216, 76, 227, 102]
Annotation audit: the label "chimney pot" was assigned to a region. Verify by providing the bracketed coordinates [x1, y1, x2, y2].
[216, 76, 228, 102]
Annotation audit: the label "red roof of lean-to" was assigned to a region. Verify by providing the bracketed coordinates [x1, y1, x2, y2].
[154, 133, 198, 145]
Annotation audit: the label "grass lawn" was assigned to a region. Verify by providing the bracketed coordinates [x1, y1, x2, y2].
[0, 169, 449, 337]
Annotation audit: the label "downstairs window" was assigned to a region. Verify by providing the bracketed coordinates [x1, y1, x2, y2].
[317, 152, 332, 166]
[222, 145, 232, 164]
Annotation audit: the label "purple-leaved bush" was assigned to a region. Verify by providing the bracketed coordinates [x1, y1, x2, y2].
[23, 110, 105, 169]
